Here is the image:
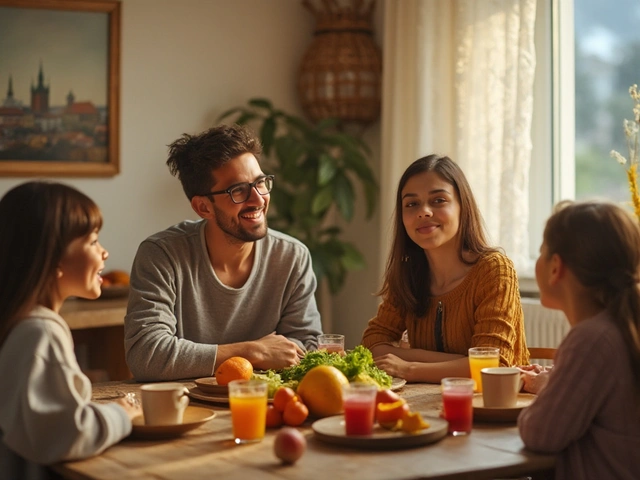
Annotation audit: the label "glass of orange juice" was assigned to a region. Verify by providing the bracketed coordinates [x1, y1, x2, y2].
[228, 379, 268, 444]
[468, 347, 500, 393]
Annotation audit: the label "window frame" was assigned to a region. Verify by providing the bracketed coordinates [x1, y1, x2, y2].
[522, 0, 575, 293]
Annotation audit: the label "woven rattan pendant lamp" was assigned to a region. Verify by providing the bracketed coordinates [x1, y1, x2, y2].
[298, 0, 382, 125]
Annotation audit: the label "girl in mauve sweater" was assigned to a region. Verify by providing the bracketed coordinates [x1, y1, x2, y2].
[518, 200, 640, 480]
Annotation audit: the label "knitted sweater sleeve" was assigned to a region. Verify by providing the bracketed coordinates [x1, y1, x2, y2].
[470, 253, 527, 366]
[361, 300, 405, 349]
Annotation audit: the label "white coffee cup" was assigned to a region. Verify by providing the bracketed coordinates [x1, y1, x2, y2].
[140, 383, 190, 426]
[480, 367, 524, 408]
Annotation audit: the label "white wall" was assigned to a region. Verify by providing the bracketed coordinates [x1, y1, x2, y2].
[0, 0, 383, 348]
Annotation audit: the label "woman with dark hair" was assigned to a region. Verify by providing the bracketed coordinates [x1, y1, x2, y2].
[519, 200, 640, 479]
[362, 155, 528, 382]
[0, 182, 140, 476]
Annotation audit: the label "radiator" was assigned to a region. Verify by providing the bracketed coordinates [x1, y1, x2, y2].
[521, 297, 569, 348]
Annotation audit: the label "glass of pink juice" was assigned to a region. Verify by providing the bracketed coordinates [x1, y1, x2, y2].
[441, 377, 474, 436]
[318, 334, 345, 355]
[341, 382, 377, 435]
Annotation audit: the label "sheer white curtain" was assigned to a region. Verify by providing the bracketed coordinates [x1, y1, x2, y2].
[380, 0, 537, 277]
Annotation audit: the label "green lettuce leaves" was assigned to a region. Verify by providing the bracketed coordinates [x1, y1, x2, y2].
[252, 345, 392, 394]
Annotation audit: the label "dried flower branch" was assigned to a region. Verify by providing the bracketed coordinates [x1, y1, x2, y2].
[611, 84, 640, 221]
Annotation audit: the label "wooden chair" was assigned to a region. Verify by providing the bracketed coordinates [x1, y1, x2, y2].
[528, 347, 556, 366]
[528, 347, 556, 360]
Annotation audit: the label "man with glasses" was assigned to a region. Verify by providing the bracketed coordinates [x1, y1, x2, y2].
[124, 124, 323, 381]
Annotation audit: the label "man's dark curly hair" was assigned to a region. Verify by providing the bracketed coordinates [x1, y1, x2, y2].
[166, 124, 262, 200]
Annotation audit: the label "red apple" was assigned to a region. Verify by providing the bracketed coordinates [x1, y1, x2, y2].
[274, 427, 306, 464]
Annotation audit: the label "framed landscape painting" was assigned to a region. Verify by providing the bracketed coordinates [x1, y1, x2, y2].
[0, 0, 120, 177]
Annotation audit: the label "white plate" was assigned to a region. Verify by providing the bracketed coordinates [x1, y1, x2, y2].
[312, 414, 447, 449]
[131, 406, 215, 439]
[390, 377, 407, 391]
[472, 393, 536, 423]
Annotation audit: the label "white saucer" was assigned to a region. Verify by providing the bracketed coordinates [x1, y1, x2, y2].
[131, 406, 215, 439]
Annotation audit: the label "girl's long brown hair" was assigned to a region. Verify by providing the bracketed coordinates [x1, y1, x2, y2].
[0, 182, 102, 346]
[543, 200, 640, 395]
[378, 155, 495, 317]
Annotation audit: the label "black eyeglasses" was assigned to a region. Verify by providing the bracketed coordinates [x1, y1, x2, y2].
[198, 175, 274, 204]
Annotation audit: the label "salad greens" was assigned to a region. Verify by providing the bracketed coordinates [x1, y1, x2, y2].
[252, 345, 392, 394]
[250, 370, 297, 398]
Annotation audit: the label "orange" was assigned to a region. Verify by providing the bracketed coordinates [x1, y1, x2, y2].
[296, 365, 348, 418]
[102, 270, 130, 286]
[282, 399, 309, 426]
[376, 399, 409, 429]
[266, 404, 283, 428]
[273, 387, 297, 413]
[214, 356, 253, 386]
[400, 411, 430, 433]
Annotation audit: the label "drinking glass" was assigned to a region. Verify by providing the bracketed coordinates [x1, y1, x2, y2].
[318, 334, 345, 354]
[441, 377, 474, 436]
[468, 347, 500, 392]
[228, 379, 268, 444]
[341, 382, 378, 435]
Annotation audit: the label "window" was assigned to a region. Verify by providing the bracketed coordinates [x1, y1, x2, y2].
[574, 0, 640, 202]
[527, 0, 640, 279]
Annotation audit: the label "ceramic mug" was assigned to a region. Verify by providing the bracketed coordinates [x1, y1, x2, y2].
[480, 367, 524, 408]
[140, 383, 190, 426]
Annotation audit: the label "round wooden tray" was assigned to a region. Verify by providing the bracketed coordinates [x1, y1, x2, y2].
[312, 413, 448, 449]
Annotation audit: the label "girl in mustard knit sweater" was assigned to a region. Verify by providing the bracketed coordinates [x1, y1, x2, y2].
[362, 155, 528, 383]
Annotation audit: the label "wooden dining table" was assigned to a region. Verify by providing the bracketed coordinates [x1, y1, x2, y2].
[52, 380, 555, 480]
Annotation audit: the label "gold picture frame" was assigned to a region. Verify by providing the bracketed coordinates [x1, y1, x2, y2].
[0, 0, 120, 177]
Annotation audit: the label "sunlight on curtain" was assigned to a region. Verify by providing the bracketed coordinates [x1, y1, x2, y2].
[380, 0, 537, 276]
[454, 0, 537, 271]
[379, 0, 456, 277]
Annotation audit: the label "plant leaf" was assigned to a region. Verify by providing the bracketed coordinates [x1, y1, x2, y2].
[311, 186, 333, 216]
[260, 116, 277, 156]
[318, 154, 337, 186]
[319, 226, 342, 236]
[248, 98, 273, 111]
[332, 173, 355, 221]
[236, 112, 258, 125]
[340, 242, 367, 270]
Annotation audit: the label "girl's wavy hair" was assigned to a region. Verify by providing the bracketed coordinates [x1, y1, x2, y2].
[378, 155, 495, 317]
[543, 200, 640, 395]
[0, 181, 102, 346]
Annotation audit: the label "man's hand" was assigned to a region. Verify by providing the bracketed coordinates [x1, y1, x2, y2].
[250, 333, 305, 370]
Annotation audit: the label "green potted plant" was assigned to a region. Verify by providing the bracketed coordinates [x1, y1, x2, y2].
[218, 98, 378, 294]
